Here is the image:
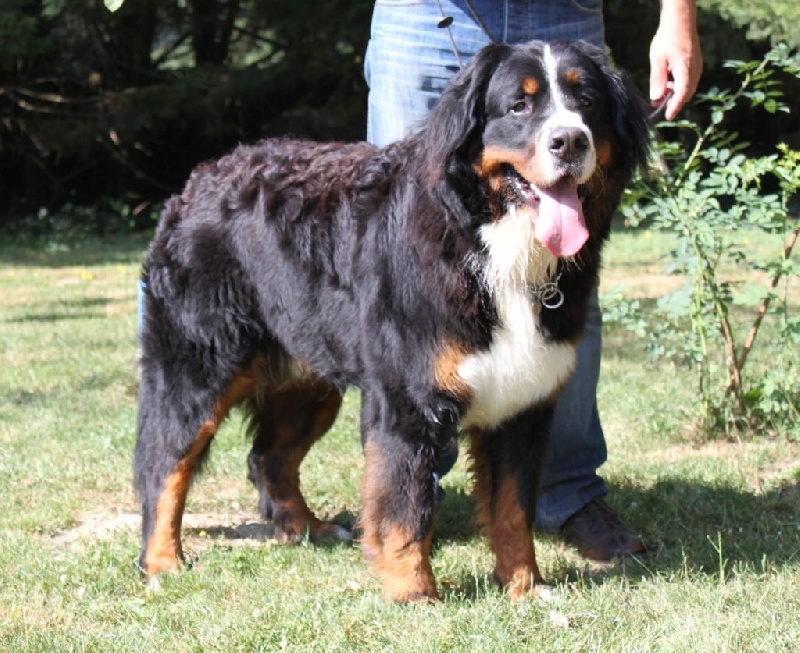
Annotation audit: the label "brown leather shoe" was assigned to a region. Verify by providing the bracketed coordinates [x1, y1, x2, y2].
[561, 498, 646, 561]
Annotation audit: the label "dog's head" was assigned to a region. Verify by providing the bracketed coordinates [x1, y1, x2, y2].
[422, 40, 650, 257]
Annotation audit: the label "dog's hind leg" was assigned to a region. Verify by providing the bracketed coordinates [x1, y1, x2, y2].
[135, 370, 254, 576]
[358, 390, 440, 602]
[246, 381, 349, 543]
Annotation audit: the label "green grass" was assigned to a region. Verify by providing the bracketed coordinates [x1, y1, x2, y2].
[1, 231, 798, 652]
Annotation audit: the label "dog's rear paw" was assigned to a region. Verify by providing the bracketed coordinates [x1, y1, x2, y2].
[310, 520, 353, 543]
[275, 519, 352, 544]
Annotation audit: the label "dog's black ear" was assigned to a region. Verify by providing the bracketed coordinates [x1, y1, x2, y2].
[421, 42, 512, 185]
[572, 41, 651, 176]
[607, 67, 651, 176]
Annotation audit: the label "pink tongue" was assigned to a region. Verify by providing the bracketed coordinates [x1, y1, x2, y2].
[534, 179, 589, 257]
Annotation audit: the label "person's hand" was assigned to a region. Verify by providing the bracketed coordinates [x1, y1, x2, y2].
[649, 0, 703, 120]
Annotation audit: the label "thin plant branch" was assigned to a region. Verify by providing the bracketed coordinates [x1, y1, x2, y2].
[726, 223, 800, 395]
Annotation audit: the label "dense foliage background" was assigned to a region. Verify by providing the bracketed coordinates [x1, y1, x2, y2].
[0, 0, 373, 222]
[0, 0, 798, 225]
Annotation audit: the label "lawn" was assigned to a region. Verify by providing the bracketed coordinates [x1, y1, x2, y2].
[1, 229, 798, 652]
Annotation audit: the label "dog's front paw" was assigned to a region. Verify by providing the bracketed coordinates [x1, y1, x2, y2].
[381, 574, 440, 604]
[495, 567, 549, 601]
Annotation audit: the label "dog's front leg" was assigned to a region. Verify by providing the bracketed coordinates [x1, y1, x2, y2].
[468, 404, 553, 600]
[358, 390, 439, 602]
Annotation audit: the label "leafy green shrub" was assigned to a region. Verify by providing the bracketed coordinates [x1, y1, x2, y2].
[699, 0, 800, 49]
[607, 45, 800, 439]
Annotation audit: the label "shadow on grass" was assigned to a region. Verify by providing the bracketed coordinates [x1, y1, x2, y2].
[434, 487, 479, 544]
[608, 477, 799, 574]
[432, 475, 799, 596]
[182, 509, 359, 552]
[2, 297, 126, 324]
[0, 234, 150, 268]
[121, 474, 796, 601]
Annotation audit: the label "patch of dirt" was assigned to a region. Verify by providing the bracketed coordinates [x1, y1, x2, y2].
[643, 440, 757, 464]
[51, 510, 281, 549]
[600, 270, 682, 298]
[643, 440, 800, 495]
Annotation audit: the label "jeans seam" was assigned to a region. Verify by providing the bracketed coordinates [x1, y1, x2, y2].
[568, 0, 603, 15]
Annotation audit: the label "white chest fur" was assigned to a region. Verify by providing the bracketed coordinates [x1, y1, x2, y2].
[459, 205, 577, 430]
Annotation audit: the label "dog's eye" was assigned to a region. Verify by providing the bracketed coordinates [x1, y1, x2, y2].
[579, 95, 594, 109]
[509, 98, 532, 115]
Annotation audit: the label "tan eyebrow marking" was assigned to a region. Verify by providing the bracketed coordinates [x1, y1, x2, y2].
[521, 77, 539, 95]
[565, 69, 581, 85]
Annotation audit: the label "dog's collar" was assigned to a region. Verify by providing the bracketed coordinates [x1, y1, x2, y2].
[530, 274, 564, 310]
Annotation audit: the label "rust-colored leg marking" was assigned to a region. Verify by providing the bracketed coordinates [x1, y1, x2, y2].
[251, 383, 346, 542]
[360, 439, 438, 602]
[364, 526, 437, 603]
[468, 430, 543, 600]
[490, 476, 542, 600]
[144, 457, 193, 574]
[144, 373, 254, 575]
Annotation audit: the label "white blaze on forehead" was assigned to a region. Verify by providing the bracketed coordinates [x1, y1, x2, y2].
[543, 44, 571, 116]
[541, 44, 596, 185]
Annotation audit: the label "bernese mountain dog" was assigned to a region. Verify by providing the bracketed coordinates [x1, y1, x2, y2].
[135, 39, 650, 602]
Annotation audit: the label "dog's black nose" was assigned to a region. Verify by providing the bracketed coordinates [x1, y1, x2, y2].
[548, 128, 590, 160]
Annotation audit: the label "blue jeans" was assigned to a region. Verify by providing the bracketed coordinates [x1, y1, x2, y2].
[365, 0, 607, 531]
